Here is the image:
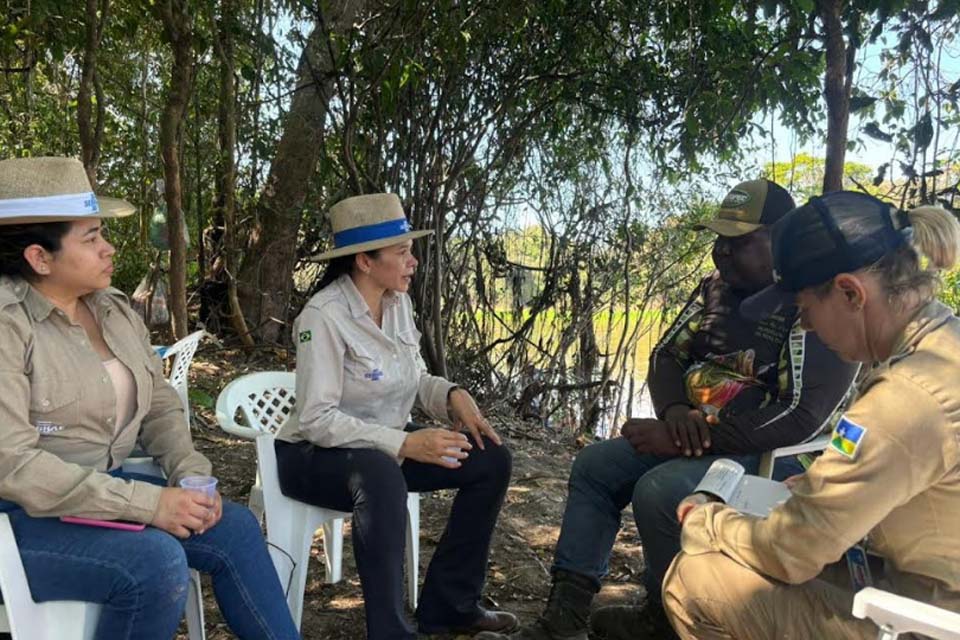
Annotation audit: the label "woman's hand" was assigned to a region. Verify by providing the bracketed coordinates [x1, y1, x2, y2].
[399, 428, 473, 468]
[676, 492, 713, 525]
[198, 491, 223, 534]
[151, 487, 217, 538]
[783, 473, 805, 491]
[448, 388, 502, 450]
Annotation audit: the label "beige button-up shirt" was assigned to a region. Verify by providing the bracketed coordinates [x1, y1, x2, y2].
[278, 274, 456, 457]
[680, 300, 960, 612]
[0, 276, 211, 523]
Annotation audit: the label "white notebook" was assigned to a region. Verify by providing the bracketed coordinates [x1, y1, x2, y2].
[694, 458, 792, 517]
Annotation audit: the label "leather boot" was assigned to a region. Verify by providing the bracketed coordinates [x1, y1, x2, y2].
[474, 570, 599, 640]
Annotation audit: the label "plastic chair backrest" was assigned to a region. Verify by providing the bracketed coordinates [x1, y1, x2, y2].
[162, 330, 206, 414]
[216, 372, 297, 439]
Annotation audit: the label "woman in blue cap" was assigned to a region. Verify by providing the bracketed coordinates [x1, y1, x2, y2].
[664, 192, 960, 639]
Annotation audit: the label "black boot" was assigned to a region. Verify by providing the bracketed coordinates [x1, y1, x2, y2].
[589, 602, 677, 640]
[474, 570, 599, 640]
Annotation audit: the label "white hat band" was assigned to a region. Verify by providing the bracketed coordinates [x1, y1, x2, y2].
[0, 191, 100, 218]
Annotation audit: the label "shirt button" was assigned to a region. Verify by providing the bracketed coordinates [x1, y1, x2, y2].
[107, 417, 113, 424]
[41, 399, 50, 407]
[101, 376, 108, 383]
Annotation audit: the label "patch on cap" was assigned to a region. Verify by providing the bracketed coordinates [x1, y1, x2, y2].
[721, 189, 752, 209]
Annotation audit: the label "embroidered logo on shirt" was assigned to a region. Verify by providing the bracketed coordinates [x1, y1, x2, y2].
[830, 416, 867, 460]
[35, 421, 64, 435]
[364, 368, 384, 381]
[299, 330, 312, 344]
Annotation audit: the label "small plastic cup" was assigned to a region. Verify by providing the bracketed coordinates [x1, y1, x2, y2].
[179, 475, 218, 498]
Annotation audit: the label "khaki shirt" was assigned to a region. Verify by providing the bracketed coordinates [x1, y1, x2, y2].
[0, 276, 211, 523]
[278, 274, 456, 457]
[681, 300, 960, 612]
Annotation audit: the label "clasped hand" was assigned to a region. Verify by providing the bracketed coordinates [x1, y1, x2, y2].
[620, 405, 716, 457]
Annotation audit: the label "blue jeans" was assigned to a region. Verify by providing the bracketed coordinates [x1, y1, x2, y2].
[553, 438, 790, 602]
[1, 472, 300, 640]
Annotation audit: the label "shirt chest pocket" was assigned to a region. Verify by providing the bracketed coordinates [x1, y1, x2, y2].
[396, 328, 422, 364]
[344, 341, 386, 384]
[29, 376, 81, 434]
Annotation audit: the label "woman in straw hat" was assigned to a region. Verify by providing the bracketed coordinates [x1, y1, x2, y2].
[0, 157, 299, 640]
[274, 193, 515, 640]
[663, 192, 960, 639]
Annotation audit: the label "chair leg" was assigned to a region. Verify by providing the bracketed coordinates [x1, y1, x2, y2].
[287, 516, 317, 631]
[405, 493, 420, 610]
[185, 569, 206, 640]
[321, 518, 344, 584]
[248, 476, 265, 526]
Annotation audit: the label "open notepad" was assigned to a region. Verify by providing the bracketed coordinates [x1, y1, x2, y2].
[693, 459, 793, 517]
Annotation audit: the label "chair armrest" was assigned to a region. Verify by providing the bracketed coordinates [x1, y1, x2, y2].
[853, 587, 960, 640]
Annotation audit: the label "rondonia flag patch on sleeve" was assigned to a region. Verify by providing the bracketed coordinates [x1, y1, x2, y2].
[830, 416, 867, 460]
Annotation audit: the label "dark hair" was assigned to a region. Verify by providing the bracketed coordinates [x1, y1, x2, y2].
[315, 249, 380, 291]
[0, 222, 72, 279]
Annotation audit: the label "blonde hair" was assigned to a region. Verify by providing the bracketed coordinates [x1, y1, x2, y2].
[907, 205, 960, 270]
[871, 205, 960, 304]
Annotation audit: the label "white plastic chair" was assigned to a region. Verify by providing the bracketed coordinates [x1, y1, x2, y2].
[853, 587, 960, 640]
[758, 433, 831, 478]
[161, 329, 207, 416]
[215, 372, 421, 628]
[0, 455, 206, 640]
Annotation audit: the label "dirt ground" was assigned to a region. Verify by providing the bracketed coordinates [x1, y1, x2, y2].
[178, 346, 656, 640]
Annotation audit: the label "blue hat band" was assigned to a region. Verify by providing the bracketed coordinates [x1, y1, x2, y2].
[333, 218, 412, 249]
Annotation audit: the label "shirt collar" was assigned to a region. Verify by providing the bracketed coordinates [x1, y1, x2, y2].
[889, 299, 953, 364]
[6, 277, 123, 323]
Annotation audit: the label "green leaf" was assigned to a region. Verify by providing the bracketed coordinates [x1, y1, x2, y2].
[913, 111, 933, 151]
[189, 389, 215, 410]
[849, 95, 878, 113]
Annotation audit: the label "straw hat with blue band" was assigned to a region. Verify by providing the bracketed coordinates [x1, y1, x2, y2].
[309, 193, 432, 261]
[0, 157, 135, 225]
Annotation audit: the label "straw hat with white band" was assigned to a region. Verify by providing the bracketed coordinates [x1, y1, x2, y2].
[0, 157, 135, 225]
[309, 193, 432, 261]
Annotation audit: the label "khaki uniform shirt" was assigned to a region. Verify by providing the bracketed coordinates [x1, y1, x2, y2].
[278, 274, 456, 457]
[0, 276, 211, 523]
[681, 300, 960, 612]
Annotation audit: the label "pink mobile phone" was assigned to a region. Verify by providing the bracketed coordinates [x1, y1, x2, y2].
[60, 516, 146, 531]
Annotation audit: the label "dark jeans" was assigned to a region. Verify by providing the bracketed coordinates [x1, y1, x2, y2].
[552, 437, 798, 603]
[275, 434, 512, 640]
[0, 471, 300, 640]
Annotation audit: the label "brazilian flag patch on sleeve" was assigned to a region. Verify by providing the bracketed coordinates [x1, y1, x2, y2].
[830, 416, 867, 460]
[299, 330, 312, 344]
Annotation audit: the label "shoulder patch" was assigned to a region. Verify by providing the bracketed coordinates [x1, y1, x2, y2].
[830, 416, 867, 460]
[299, 330, 312, 344]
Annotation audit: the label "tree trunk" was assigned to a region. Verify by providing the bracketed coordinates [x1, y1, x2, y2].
[214, 0, 254, 347]
[237, 0, 366, 344]
[156, 0, 193, 340]
[78, 0, 110, 188]
[818, 0, 851, 193]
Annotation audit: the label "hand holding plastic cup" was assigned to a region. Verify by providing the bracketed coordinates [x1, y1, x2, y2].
[179, 475, 218, 513]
